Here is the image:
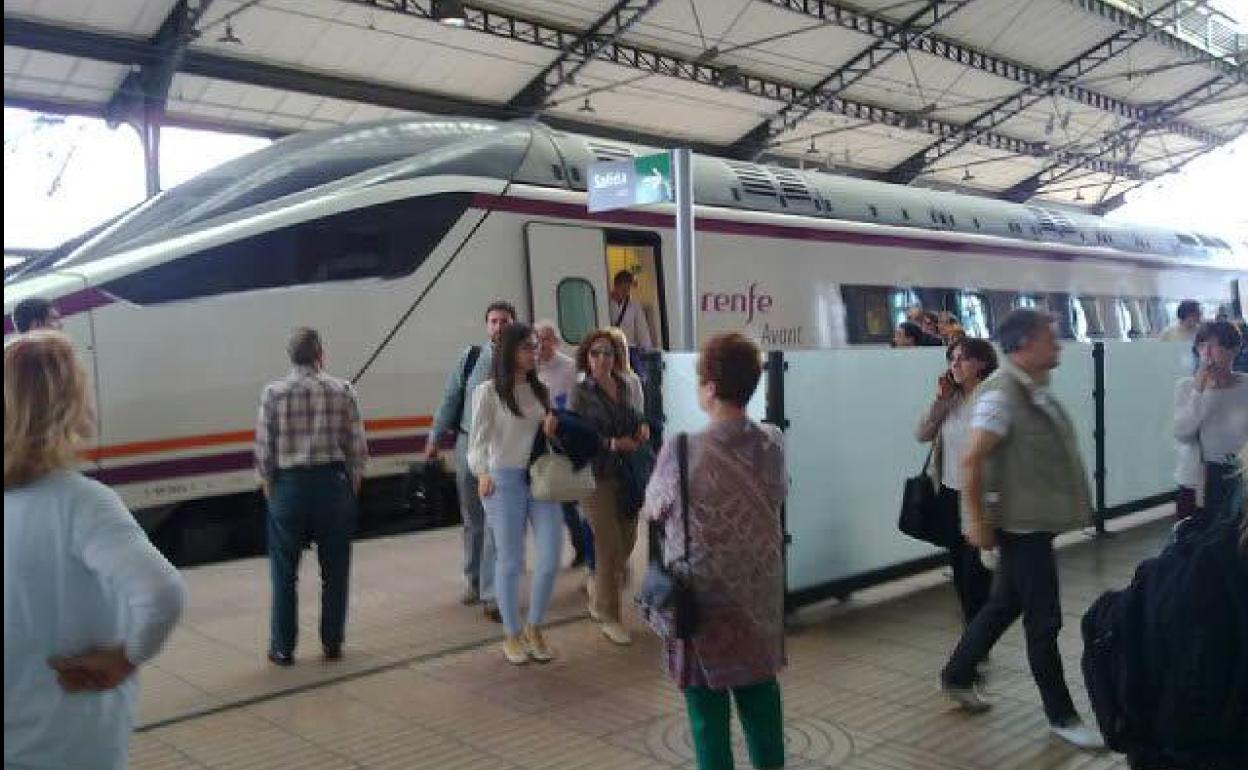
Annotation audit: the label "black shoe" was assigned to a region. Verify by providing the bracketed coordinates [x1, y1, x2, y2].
[570, 551, 587, 569]
[323, 645, 342, 661]
[268, 650, 294, 667]
[483, 603, 502, 623]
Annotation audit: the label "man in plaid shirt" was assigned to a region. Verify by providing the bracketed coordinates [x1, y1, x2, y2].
[256, 327, 368, 666]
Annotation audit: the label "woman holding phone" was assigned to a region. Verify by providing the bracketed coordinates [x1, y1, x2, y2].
[1174, 320, 1248, 528]
[915, 337, 998, 627]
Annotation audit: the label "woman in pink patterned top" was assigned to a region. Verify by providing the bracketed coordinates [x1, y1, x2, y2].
[641, 333, 787, 770]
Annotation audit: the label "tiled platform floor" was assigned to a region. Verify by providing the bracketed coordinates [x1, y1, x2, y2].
[131, 508, 1174, 769]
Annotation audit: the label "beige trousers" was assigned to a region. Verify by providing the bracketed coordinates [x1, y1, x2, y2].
[581, 477, 639, 622]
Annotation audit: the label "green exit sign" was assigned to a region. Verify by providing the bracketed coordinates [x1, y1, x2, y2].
[587, 151, 674, 213]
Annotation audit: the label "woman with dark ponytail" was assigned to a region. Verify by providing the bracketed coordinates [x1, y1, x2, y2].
[467, 323, 563, 664]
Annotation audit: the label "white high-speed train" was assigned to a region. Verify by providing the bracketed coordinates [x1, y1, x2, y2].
[5, 118, 1245, 562]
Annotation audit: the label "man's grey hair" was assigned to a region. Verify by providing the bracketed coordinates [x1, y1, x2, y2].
[288, 327, 323, 366]
[533, 319, 561, 340]
[997, 309, 1055, 354]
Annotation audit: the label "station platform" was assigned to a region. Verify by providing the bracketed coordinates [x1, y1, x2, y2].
[129, 507, 1174, 770]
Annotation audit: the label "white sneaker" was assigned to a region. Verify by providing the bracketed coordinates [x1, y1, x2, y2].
[1050, 718, 1106, 751]
[941, 682, 992, 712]
[601, 622, 632, 646]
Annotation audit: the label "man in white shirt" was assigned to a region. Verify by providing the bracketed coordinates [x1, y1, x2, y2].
[534, 320, 590, 567]
[1159, 300, 1202, 342]
[608, 270, 654, 350]
[534, 320, 578, 409]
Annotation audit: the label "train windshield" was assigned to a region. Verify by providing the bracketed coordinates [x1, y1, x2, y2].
[52, 119, 505, 269]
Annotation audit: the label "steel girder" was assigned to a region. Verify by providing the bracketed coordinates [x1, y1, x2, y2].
[882, 0, 1194, 185]
[752, 0, 1222, 146]
[997, 76, 1241, 202]
[1063, 0, 1244, 82]
[337, 0, 1144, 175]
[727, 0, 980, 159]
[3, 7, 1149, 180]
[506, 0, 661, 111]
[101, 0, 215, 195]
[103, 0, 212, 127]
[1091, 113, 1248, 213]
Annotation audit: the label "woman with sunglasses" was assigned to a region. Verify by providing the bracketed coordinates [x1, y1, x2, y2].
[467, 323, 562, 665]
[572, 329, 650, 645]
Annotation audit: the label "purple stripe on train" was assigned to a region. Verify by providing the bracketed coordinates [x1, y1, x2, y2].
[87, 434, 435, 487]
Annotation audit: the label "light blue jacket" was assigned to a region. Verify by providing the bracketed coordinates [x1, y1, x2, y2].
[432, 343, 495, 441]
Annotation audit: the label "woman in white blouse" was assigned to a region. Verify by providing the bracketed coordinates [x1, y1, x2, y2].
[1174, 320, 1248, 528]
[915, 337, 998, 627]
[468, 322, 562, 665]
[4, 331, 186, 770]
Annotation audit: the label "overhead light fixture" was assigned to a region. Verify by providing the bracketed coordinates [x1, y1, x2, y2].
[217, 20, 242, 44]
[432, 0, 467, 27]
[1075, 187, 1086, 202]
[961, 166, 975, 182]
[806, 136, 819, 155]
[717, 65, 743, 89]
[578, 97, 595, 113]
[695, 46, 720, 64]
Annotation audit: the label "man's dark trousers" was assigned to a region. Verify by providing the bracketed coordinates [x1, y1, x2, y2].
[268, 463, 357, 657]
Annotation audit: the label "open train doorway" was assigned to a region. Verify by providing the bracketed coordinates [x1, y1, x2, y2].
[524, 223, 667, 353]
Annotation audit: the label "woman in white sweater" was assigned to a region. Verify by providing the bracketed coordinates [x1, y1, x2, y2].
[4, 331, 186, 770]
[1174, 320, 1248, 527]
[468, 322, 562, 664]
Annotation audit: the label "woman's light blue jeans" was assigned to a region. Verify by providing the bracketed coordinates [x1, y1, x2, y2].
[482, 468, 564, 635]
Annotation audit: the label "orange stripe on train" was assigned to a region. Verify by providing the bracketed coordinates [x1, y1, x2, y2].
[82, 415, 434, 462]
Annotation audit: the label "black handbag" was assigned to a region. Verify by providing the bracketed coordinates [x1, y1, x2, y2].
[898, 445, 958, 548]
[635, 433, 700, 640]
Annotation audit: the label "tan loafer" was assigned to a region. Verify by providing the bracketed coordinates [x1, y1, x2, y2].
[523, 625, 554, 663]
[502, 634, 528, 665]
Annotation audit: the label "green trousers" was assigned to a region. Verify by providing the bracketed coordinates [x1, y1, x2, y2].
[683, 678, 784, 770]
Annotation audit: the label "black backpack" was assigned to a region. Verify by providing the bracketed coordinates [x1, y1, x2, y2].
[1081, 519, 1248, 769]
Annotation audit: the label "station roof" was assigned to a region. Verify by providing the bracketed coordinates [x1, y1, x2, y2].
[4, 0, 1246, 211]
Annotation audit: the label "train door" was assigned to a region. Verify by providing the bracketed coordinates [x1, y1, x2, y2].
[524, 222, 667, 350]
[525, 223, 608, 349]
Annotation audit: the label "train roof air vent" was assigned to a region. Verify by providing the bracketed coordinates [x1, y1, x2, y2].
[770, 168, 812, 203]
[586, 142, 635, 162]
[725, 161, 779, 200]
[1026, 206, 1076, 235]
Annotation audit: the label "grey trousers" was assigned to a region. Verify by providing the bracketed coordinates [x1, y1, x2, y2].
[455, 443, 495, 601]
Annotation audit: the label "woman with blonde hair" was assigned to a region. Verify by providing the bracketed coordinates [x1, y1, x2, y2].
[605, 326, 645, 412]
[4, 331, 186, 770]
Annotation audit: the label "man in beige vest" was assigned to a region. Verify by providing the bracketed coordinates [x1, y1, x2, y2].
[939, 309, 1105, 751]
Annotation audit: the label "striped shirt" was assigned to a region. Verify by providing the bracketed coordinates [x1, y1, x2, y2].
[255, 366, 368, 480]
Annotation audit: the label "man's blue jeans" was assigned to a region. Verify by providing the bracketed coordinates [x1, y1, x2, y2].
[268, 464, 357, 656]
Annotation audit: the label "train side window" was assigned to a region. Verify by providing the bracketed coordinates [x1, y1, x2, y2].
[890, 287, 919, 328]
[957, 292, 991, 338]
[556, 278, 598, 345]
[840, 285, 894, 344]
[1114, 299, 1134, 339]
[102, 194, 471, 305]
[1078, 296, 1105, 338]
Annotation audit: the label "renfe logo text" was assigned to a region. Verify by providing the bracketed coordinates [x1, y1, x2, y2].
[700, 283, 773, 324]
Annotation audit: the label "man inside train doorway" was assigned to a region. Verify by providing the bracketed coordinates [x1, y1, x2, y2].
[609, 270, 654, 374]
[428, 300, 515, 623]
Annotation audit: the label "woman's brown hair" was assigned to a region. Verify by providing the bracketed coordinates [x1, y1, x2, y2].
[698, 333, 762, 407]
[947, 336, 999, 380]
[4, 331, 94, 489]
[576, 329, 627, 376]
